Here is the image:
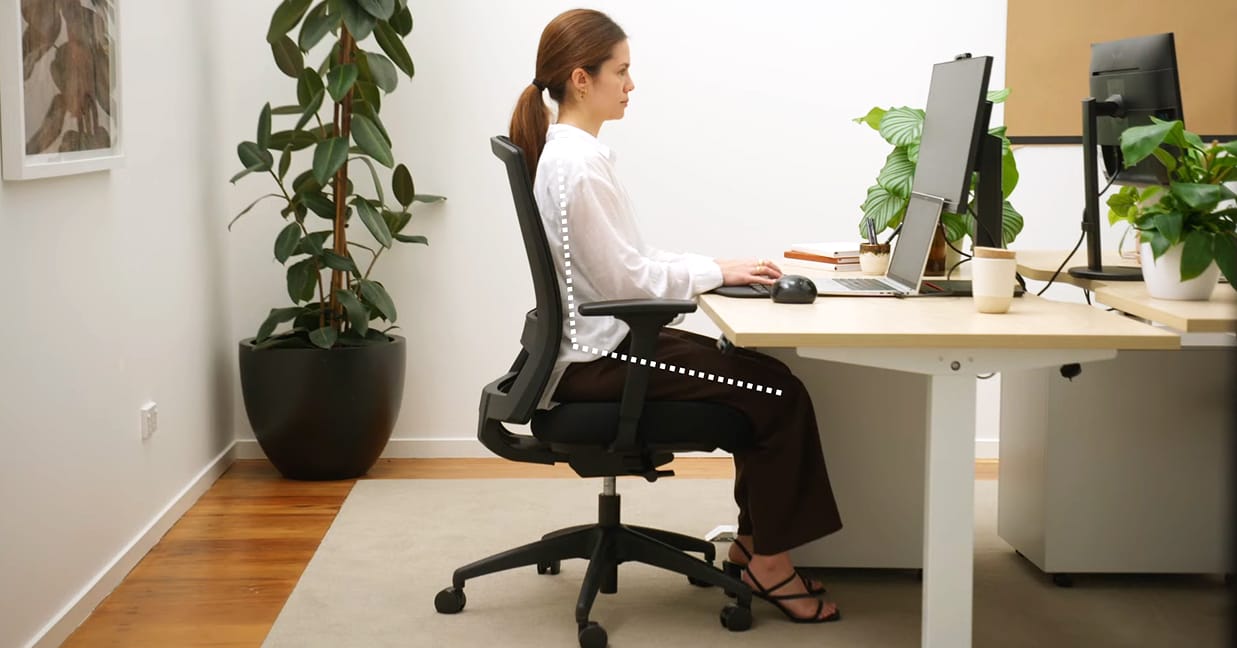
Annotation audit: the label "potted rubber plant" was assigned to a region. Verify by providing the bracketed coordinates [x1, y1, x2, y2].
[853, 89, 1024, 270]
[230, 0, 444, 479]
[1105, 117, 1237, 300]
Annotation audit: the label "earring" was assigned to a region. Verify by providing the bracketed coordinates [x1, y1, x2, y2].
[578, 90, 585, 101]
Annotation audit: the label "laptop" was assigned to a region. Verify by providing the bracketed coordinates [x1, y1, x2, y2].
[808, 192, 945, 296]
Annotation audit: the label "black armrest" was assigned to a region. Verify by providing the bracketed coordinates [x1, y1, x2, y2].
[576, 298, 697, 465]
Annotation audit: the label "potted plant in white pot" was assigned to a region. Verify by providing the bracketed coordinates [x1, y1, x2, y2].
[854, 89, 1025, 273]
[230, 0, 444, 479]
[1106, 117, 1237, 300]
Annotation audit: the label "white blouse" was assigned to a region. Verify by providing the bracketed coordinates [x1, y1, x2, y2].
[534, 123, 724, 408]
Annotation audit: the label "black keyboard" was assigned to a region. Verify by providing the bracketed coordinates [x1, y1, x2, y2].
[834, 278, 897, 291]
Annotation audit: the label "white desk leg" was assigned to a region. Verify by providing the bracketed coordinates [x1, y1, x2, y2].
[921, 373, 976, 648]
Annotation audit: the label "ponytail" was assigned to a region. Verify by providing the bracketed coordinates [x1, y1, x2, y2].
[509, 85, 551, 183]
[509, 9, 626, 183]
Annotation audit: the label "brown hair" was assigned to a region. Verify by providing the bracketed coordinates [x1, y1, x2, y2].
[509, 9, 627, 181]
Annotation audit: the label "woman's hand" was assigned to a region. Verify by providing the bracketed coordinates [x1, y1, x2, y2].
[716, 257, 783, 286]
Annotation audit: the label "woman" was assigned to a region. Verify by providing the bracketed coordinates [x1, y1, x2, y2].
[510, 9, 842, 624]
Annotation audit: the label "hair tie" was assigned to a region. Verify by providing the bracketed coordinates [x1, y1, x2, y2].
[532, 78, 547, 91]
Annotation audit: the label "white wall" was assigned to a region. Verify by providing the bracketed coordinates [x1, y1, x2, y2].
[222, 0, 1084, 456]
[0, 3, 233, 647]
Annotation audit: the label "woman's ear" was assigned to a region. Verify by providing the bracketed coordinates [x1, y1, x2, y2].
[570, 68, 591, 92]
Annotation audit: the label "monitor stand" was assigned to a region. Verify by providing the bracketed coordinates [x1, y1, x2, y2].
[1068, 97, 1142, 281]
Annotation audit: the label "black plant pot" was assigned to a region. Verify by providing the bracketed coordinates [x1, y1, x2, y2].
[238, 335, 406, 480]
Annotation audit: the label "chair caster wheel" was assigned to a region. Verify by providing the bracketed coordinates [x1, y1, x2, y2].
[688, 575, 713, 587]
[537, 560, 561, 575]
[719, 604, 752, 631]
[1052, 573, 1074, 588]
[434, 587, 466, 614]
[577, 621, 607, 648]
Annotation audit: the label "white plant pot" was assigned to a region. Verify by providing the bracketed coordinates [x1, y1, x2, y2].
[1139, 241, 1220, 301]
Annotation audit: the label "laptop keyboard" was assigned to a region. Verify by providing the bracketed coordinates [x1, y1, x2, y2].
[834, 278, 898, 291]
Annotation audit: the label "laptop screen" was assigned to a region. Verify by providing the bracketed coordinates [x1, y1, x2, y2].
[885, 193, 943, 289]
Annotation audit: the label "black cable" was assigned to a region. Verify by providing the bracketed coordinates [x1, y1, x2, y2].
[1034, 170, 1123, 297]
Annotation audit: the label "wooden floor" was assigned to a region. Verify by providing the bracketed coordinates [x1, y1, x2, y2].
[62, 457, 998, 647]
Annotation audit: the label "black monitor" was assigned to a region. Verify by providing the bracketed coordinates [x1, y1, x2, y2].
[1069, 32, 1184, 281]
[911, 54, 1004, 248]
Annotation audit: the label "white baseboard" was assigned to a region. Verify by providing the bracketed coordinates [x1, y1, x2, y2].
[975, 439, 1000, 460]
[28, 443, 237, 648]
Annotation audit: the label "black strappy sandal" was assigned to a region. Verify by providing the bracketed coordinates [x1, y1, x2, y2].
[744, 566, 842, 624]
[722, 539, 827, 596]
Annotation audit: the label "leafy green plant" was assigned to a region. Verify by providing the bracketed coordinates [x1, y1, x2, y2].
[1105, 117, 1237, 284]
[853, 89, 1023, 245]
[230, 0, 444, 350]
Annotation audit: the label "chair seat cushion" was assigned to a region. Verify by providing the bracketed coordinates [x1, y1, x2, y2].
[531, 401, 754, 453]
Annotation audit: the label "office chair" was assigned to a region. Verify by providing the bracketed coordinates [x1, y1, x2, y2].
[433, 136, 755, 648]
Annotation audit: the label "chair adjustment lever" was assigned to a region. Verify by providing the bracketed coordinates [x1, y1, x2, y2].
[641, 468, 675, 482]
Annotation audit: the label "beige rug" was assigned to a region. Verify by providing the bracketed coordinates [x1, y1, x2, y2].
[263, 479, 1229, 647]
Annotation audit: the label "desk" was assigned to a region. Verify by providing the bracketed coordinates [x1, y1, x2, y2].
[1015, 248, 1137, 290]
[698, 293, 1176, 648]
[1094, 282, 1236, 333]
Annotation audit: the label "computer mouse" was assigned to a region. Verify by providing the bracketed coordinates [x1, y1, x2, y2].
[770, 274, 817, 304]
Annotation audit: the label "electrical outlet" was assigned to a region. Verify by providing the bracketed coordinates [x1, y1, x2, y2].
[140, 402, 158, 441]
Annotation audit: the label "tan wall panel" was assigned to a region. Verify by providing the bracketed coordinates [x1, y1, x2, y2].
[1006, 0, 1237, 140]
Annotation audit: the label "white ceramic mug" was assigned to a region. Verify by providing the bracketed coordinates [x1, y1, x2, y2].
[971, 247, 1017, 313]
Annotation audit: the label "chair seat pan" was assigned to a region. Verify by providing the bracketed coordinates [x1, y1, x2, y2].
[532, 401, 754, 453]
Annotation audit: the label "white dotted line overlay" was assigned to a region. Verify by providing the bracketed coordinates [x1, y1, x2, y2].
[555, 160, 782, 397]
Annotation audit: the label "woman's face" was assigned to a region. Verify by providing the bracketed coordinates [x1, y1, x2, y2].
[583, 39, 634, 121]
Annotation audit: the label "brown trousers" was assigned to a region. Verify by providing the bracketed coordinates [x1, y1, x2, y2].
[553, 328, 843, 555]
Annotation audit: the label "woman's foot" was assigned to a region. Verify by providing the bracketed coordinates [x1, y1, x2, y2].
[726, 535, 828, 594]
[743, 552, 840, 623]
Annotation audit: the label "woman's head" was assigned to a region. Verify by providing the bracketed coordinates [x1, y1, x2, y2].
[510, 9, 629, 180]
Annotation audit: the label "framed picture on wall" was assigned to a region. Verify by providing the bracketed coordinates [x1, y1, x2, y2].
[0, 0, 122, 181]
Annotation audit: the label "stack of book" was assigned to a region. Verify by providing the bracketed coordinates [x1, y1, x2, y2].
[782, 242, 862, 272]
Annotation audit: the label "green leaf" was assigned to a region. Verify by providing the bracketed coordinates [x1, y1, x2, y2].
[940, 211, 969, 243]
[853, 106, 885, 131]
[356, 0, 395, 19]
[1106, 186, 1138, 225]
[1180, 230, 1214, 281]
[876, 147, 915, 199]
[270, 129, 318, 151]
[1153, 211, 1184, 246]
[295, 89, 324, 132]
[1149, 230, 1172, 259]
[383, 209, 411, 235]
[278, 146, 292, 181]
[1213, 232, 1237, 286]
[350, 156, 386, 204]
[271, 35, 305, 78]
[267, 0, 313, 44]
[412, 194, 446, 204]
[354, 198, 394, 247]
[394, 233, 427, 244]
[1170, 182, 1234, 212]
[389, 6, 412, 35]
[309, 326, 339, 349]
[312, 137, 350, 185]
[1119, 119, 1179, 167]
[905, 141, 920, 165]
[286, 258, 319, 302]
[274, 222, 302, 263]
[373, 21, 414, 77]
[237, 141, 273, 171]
[326, 63, 359, 102]
[1000, 201, 1024, 245]
[350, 114, 394, 167]
[859, 185, 906, 234]
[322, 249, 361, 274]
[298, 2, 337, 52]
[297, 67, 325, 106]
[256, 307, 304, 343]
[339, 0, 377, 39]
[392, 164, 414, 207]
[335, 289, 370, 336]
[986, 88, 1010, 103]
[1150, 147, 1178, 176]
[1001, 148, 1019, 198]
[296, 230, 332, 256]
[362, 51, 398, 92]
[227, 193, 284, 230]
[257, 103, 272, 149]
[878, 107, 924, 147]
[300, 191, 336, 219]
[358, 279, 397, 321]
[271, 104, 303, 115]
[353, 80, 382, 112]
[230, 168, 253, 184]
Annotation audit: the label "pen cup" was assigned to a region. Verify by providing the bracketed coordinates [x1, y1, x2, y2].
[859, 242, 891, 275]
[971, 247, 1018, 313]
